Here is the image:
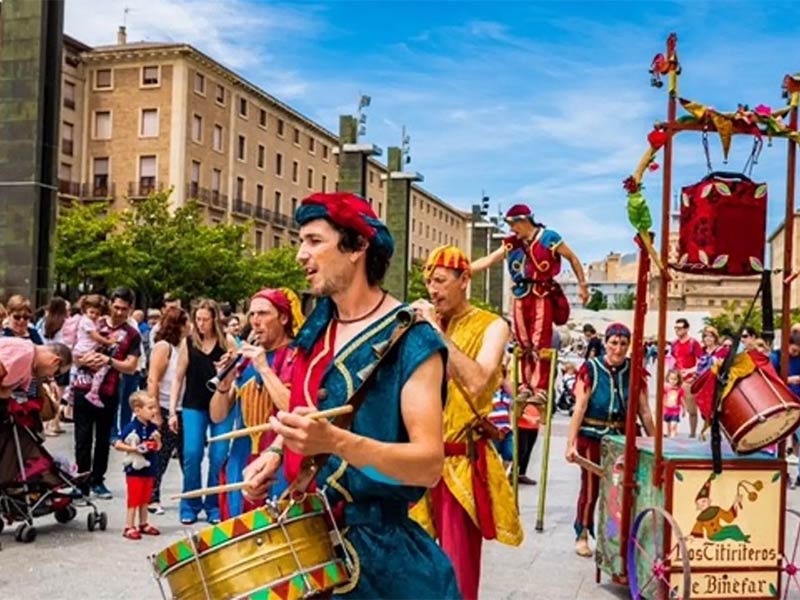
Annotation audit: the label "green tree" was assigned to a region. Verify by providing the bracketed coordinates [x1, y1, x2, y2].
[611, 291, 635, 310]
[249, 245, 307, 294]
[586, 289, 607, 311]
[704, 301, 762, 337]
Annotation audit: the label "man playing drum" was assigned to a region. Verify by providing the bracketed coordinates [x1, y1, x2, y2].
[471, 204, 588, 404]
[566, 323, 655, 557]
[242, 192, 459, 598]
[409, 245, 523, 600]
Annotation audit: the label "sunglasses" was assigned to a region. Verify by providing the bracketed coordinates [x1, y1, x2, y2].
[741, 333, 751, 338]
[11, 314, 30, 321]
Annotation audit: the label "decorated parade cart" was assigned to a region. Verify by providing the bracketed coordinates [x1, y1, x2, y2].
[590, 34, 800, 599]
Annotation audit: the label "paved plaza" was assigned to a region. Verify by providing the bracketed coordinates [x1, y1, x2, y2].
[1, 414, 798, 599]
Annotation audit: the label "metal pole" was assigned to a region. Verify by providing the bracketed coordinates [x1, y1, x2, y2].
[780, 98, 798, 459]
[512, 347, 521, 506]
[535, 347, 558, 532]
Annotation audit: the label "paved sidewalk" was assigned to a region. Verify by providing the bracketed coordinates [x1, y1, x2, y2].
[0, 413, 796, 599]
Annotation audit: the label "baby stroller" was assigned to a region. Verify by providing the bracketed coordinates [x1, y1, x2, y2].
[555, 366, 577, 415]
[0, 395, 107, 543]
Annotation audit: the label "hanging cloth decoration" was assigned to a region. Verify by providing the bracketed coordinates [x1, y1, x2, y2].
[674, 172, 767, 276]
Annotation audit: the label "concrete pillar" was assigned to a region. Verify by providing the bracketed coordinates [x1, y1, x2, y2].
[335, 115, 380, 197]
[0, 0, 64, 304]
[488, 232, 504, 309]
[383, 146, 422, 301]
[470, 205, 489, 304]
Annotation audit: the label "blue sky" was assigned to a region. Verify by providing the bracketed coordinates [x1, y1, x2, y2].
[66, 0, 800, 263]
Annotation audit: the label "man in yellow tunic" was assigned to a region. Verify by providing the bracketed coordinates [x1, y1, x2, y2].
[411, 245, 523, 600]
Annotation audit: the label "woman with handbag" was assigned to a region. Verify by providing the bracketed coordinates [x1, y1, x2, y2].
[471, 203, 589, 405]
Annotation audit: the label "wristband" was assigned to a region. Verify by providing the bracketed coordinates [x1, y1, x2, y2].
[265, 446, 284, 459]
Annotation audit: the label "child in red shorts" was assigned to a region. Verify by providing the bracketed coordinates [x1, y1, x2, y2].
[113, 391, 162, 539]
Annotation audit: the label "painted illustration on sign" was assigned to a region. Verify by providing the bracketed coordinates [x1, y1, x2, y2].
[671, 468, 782, 598]
[690, 473, 762, 543]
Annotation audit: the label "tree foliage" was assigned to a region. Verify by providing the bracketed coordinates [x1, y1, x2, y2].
[586, 289, 608, 311]
[611, 291, 635, 310]
[704, 300, 800, 338]
[54, 191, 307, 308]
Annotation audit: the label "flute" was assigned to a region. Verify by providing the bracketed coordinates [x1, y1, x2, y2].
[206, 332, 258, 393]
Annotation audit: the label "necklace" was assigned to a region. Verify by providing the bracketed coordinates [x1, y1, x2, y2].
[334, 290, 388, 324]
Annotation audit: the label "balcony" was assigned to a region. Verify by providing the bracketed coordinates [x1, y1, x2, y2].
[210, 190, 227, 210]
[252, 205, 294, 229]
[62, 139, 73, 156]
[233, 199, 254, 216]
[128, 179, 164, 198]
[80, 182, 115, 200]
[58, 179, 80, 197]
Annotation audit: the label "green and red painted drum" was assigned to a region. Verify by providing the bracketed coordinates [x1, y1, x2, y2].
[150, 494, 350, 599]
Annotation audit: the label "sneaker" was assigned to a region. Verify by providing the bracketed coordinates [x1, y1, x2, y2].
[148, 503, 165, 515]
[92, 484, 113, 499]
[518, 475, 537, 486]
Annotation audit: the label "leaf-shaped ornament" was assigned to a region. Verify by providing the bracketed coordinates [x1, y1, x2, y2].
[700, 183, 713, 198]
[714, 182, 732, 196]
[712, 255, 728, 269]
[699, 249, 709, 266]
[749, 256, 764, 272]
[754, 184, 767, 199]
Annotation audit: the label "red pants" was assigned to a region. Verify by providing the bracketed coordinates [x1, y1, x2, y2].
[512, 293, 553, 394]
[431, 480, 482, 600]
[574, 435, 601, 538]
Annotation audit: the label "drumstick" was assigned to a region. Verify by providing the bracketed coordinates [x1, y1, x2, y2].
[206, 405, 354, 443]
[573, 454, 604, 477]
[171, 481, 251, 501]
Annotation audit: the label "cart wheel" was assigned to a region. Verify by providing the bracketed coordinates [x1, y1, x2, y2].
[15, 523, 37, 543]
[87, 512, 97, 532]
[627, 506, 690, 599]
[781, 508, 800, 600]
[54, 505, 77, 524]
[98, 512, 108, 531]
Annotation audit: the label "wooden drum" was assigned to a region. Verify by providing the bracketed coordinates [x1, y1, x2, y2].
[720, 367, 800, 454]
[150, 494, 350, 600]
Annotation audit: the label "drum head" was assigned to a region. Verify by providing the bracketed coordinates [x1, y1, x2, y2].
[732, 406, 800, 453]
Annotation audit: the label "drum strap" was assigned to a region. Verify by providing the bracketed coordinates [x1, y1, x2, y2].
[711, 270, 769, 473]
[287, 307, 422, 496]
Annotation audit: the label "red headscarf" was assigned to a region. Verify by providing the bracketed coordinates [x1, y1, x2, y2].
[250, 288, 293, 334]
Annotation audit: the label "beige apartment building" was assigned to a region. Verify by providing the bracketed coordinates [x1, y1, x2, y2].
[55, 28, 468, 258]
[768, 212, 800, 310]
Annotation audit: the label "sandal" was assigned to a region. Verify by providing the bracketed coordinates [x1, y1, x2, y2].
[139, 523, 161, 536]
[123, 526, 141, 540]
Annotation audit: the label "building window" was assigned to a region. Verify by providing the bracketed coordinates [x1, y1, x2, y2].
[95, 68, 112, 89]
[239, 97, 248, 118]
[62, 121, 74, 156]
[292, 160, 299, 183]
[257, 144, 265, 169]
[139, 155, 156, 194]
[255, 230, 264, 251]
[213, 124, 223, 152]
[307, 167, 314, 189]
[259, 109, 267, 128]
[237, 134, 246, 161]
[140, 108, 158, 137]
[215, 84, 225, 105]
[190, 161, 200, 197]
[194, 72, 205, 94]
[378, 202, 383, 218]
[192, 114, 203, 142]
[93, 157, 109, 194]
[142, 65, 159, 86]
[369, 171, 374, 184]
[291, 197, 298, 216]
[277, 119, 285, 137]
[426, 225, 430, 238]
[273, 190, 282, 214]
[59, 162, 72, 182]
[293, 127, 300, 145]
[256, 184, 264, 208]
[275, 152, 283, 176]
[322, 144, 329, 160]
[94, 111, 111, 139]
[211, 168, 222, 199]
[321, 174, 327, 192]
[308, 137, 315, 154]
[63, 81, 75, 109]
[236, 176, 245, 201]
